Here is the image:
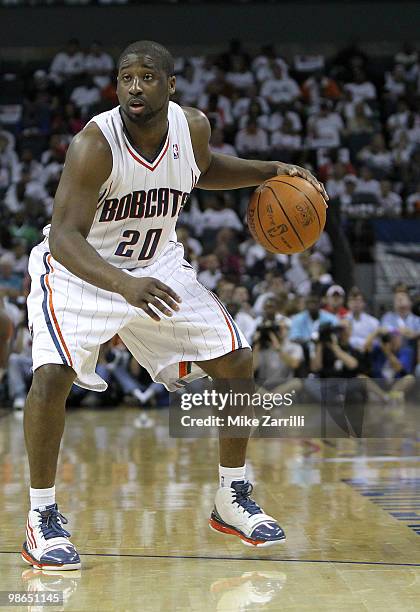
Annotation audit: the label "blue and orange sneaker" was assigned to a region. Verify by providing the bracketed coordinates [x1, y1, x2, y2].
[209, 481, 286, 547]
[21, 504, 81, 571]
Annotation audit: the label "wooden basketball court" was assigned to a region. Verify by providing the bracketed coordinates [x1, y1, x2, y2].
[0, 407, 419, 611]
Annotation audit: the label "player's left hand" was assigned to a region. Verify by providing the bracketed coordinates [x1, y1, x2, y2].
[275, 162, 329, 204]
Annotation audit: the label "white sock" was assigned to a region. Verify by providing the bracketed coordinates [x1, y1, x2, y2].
[30, 486, 56, 510]
[219, 464, 246, 488]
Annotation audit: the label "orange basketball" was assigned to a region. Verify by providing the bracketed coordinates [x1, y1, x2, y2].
[247, 175, 327, 254]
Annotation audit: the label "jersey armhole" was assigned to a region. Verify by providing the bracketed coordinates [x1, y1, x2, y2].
[176, 105, 202, 179]
[88, 119, 115, 189]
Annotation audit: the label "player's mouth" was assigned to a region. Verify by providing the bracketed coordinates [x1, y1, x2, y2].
[128, 99, 146, 114]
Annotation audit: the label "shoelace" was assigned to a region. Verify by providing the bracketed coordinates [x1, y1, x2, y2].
[38, 507, 71, 540]
[232, 481, 262, 516]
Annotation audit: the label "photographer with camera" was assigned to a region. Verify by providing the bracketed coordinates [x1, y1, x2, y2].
[290, 293, 337, 368]
[304, 319, 366, 435]
[361, 327, 415, 404]
[253, 303, 303, 395]
[309, 319, 360, 378]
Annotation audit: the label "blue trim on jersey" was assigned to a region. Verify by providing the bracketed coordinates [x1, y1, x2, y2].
[40, 252, 67, 366]
[212, 292, 243, 349]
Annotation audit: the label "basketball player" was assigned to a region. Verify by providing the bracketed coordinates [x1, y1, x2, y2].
[22, 41, 327, 570]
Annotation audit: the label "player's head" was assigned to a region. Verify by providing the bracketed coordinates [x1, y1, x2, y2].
[117, 40, 176, 126]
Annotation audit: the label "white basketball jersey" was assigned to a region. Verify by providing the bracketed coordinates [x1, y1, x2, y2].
[85, 102, 201, 268]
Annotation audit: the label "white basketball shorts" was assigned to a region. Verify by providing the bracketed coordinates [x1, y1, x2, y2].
[27, 239, 250, 392]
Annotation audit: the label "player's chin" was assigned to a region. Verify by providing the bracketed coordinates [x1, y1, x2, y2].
[124, 106, 149, 124]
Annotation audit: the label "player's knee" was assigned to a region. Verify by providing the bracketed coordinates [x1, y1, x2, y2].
[29, 364, 76, 405]
[218, 348, 253, 379]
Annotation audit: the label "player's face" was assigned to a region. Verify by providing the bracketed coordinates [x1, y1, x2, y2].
[117, 53, 176, 126]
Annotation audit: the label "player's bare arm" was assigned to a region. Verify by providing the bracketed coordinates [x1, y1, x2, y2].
[49, 124, 181, 320]
[183, 107, 328, 201]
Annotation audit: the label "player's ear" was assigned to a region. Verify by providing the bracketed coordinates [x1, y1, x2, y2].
[169, 76, 176, 95]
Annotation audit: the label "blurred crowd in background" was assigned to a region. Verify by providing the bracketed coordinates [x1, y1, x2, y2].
[0, 38, 419, 414]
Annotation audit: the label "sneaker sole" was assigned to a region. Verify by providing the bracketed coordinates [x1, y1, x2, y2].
[21, 545, 81, 571]
[209, 518, 286, 548]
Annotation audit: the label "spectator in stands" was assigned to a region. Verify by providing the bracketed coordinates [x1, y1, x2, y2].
[197, 254, 222, 291]
[253, 317, 303, 394]
[0, 252, 23, 298]
[306, 100, 344, 149]
[344, 68, 377, 102]
[226, 299, 256, 345]
[209, 127, 237, 157]
[305, 319, 366, 427]
[301, 71, 341, 110]
[12, 238, 29, 276]
[357, 133, 394, 177]
[7, 311, 32, 410]
[381, 291, 420, 340]
[0, 302, 12, 378]
[235, 118, 269, 158]
[176, 225, 202, 264]
[355, 166, 381, 197]
[49, 38, 85, 85]
[51, 101, 85, 136]
[290, 293, 337, 346]
[232, 87, 270, 123]
[252, 272, 287, 315]
[363, 328, 415, 403]
[384, 64, 408, 101]
[232, 285, 253, 315]
[323, 285, 349, 317]
[391, 130, 414, 170]
[175, 62, 204, 107]
[84, 41, 114, 89]
[70, 73, 101, 117]
[237, 99, 269, 131]
[271, 116, 302, 154]
[0, 133, 19, 186]
[225, 56, 254, 92]
[406, 182, 420, 216]
[216, 279, 235, 304]
[347, 288, 379, 351]
[253, 53, 289, 83]
[198, 90, 234, 131]
[4, 170, 47, 214]
[344, 100, 376, 136]
[16, 149, 44, 184]
[291, 253, 332, 297]
[378, 180, 402, 216]
[190, 192, 242, 238]
[394, 42, 418, 76]
[260, 62, 300, 106]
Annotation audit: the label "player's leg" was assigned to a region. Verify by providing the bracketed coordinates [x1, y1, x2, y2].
[197, 348, 252, 468]
[24, 241, 132, 570]
[22, 364, 81, 570]
[24, 364, 75, 487]
[120, 244, 285, 547]
[197, 348, 286, 548]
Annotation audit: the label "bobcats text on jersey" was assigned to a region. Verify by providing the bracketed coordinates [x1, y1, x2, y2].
[98, 188, 190, 222]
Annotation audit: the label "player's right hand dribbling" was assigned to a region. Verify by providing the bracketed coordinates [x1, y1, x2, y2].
[122, 277, 182, 321]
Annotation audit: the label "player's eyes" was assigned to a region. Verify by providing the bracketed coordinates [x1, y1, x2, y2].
[122, 75, 131, 82]
[144, 74, 153, 81]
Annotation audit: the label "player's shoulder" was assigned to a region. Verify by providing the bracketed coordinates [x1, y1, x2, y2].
[181, 106, 210, 136]
[63, 120, 112, 184]
[68, 121, 111, 162]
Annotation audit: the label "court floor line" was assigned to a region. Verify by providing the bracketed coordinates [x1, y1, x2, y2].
[310, 456, 420, 463]
[1, 550, 419, 567]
